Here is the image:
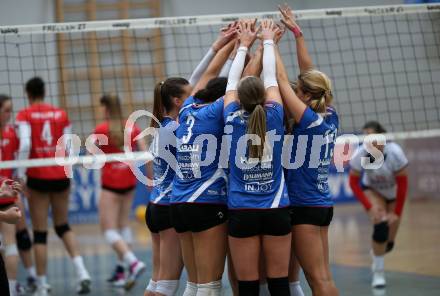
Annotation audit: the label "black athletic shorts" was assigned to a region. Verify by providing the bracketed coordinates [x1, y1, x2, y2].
[290, 206, 333, 227]
[146, 203, 173, 234]
[26, 177, 70, 193]
[228, 208, 291, 238]
[170, 203, 227, 233]
[102, 185, 136, 195]
[361, 185, 396, 204]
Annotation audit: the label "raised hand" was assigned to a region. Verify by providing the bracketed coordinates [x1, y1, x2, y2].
[278, 3, 299, 32]
[212, 21, 238, 52]
[274, 24, 286, 44]
[261, 19, 277, 41]
[237, 19, 259, 48]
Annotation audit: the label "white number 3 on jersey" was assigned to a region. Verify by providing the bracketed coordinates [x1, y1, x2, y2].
[41, 120, 53, 145]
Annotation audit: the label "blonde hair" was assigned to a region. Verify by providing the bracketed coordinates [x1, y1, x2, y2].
[297, 69, 333, 114]
[100, 94, 124, 149]
[237, 76, 267, 159]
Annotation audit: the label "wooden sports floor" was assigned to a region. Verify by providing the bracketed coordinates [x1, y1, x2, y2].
[17, 199, 440, 295]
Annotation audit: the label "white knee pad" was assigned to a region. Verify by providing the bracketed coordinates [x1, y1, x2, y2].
[196, 281, 222, 296]
[156, 280, 179, 296]
[5, 244, 19, 257]
[104, 229, 122, 245]
[120, 227, 133, 245]
[146, 279, 157, 293]
[183, 281, 198, 296]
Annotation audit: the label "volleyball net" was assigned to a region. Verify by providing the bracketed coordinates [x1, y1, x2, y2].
[0, 3, 439, 173]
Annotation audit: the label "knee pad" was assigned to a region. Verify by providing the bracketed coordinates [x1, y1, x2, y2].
[267, 277, 289, 296]
[182, 281, 198, 296]
[16, 229, 32, 251]
[372, 222, 389, 243]
[120, 227, 133, 245]
[386, 241, 395, 253]
[156, 280, 180, 296]
[54, 223, 71, 238]
[104, 229, 122, 245]
[33, 231, 48, 244]
[197, 281, 222, 296]
[146, 279, 157, 293]
[238, 280, 260, 296]
[4, 244, 19, 257]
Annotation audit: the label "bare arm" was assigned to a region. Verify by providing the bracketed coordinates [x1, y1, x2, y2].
[243, 42, 263, 77]
[275, 45, 307, 123]
[188, 22, 236, 87]
[191, 39, 236, 96]
[279, 4, 313, 73]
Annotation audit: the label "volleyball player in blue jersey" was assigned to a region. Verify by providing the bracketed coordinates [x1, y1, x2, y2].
[144, 24, 237, 296]
[145, 78, 191, 296]
[224, 20, 291, 296]
[277, 4, 339, 296]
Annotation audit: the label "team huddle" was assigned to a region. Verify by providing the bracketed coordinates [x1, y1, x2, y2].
[0, 4, 409, 296]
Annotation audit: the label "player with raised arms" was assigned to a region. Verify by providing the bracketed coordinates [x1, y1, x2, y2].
[91, 94, 147, 290]
[277, 4, 339, 296]
[144, 23, 237, 296]
[0, 94, 38, 295]
[170, 24, 237, 296]
[15, 77, 91, 295]
[144, 77, 189, 296]
[349, 121, 409, 288]
[224, 19, 291, 296]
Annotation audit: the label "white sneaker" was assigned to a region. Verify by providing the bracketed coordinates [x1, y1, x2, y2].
[372, 270, 386, 288]
[36, 284, 50, 296]
[125, 261, 146, 290]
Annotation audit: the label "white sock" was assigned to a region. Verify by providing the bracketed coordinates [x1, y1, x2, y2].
[27, 266, 37, 278]
[37, 275, 47, 287]
[260, 283, 270, 296]
[156, 280, 180, 296]
[123, 251, 137, 266]
[183, 281, 198, 296]
[196, 281, 221, 296]
[289, 281, 305, 296]
[120, 227, 133, 245]
[146, 279, 157, 293]
[72, 256, 89, 279]
[9, 280, 17, 295]
[373, 255, 385, 271]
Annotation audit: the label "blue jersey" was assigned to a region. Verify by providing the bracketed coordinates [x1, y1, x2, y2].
[172, 96, 227, 204]
[150, 117, 178, 205]
[286, 106, 339, 207]
[224, 101, 288, 209]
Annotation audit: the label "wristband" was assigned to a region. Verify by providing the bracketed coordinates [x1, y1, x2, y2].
[292, 26, 303, 38]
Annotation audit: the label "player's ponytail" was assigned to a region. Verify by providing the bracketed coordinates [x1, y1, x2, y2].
[247, 104, 267, 159]
[151, 77, 190, 128]
[151, 81, 165, 128]
[238, 76, 267, 159]
[100, 94, 124, 149]
[298, 69, 333, 114]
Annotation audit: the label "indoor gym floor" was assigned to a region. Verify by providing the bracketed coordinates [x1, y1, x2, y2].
[17, 199, 440, 296]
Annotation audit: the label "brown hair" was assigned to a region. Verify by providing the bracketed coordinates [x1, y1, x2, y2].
[151, 77, 189, 128]
[297, 69, 333, 114]
[237, 76, 267, 159]
[0, 94, 12, 140]
[100, 94, 124, 149]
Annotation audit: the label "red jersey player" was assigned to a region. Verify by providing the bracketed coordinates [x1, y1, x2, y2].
[91, 94, 146, 289]
[15, 77, 91, 295]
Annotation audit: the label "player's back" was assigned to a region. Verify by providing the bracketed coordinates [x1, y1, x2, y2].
[16, 102, 70, 179]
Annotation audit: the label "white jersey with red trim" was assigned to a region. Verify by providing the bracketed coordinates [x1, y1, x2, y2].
[350, 142, 408, 200]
